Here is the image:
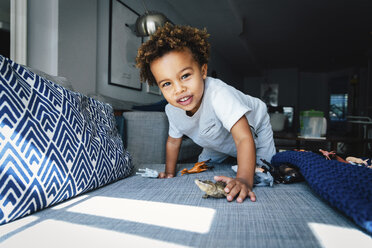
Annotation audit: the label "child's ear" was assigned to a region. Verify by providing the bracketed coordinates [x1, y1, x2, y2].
[201, 64, 208, 79]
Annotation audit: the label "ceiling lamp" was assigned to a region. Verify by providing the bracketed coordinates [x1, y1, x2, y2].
[135, 1, 172, 37]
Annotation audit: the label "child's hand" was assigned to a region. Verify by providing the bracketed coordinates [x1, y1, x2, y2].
[158, 172, 175, 178]
[214, 176, 256, 203]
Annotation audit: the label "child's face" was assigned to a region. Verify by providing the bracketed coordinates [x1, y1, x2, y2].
[150, 48, 207, 116]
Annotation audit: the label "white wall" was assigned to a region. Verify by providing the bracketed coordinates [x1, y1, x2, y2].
[27, 0, 58, 75]
[26, 0, 244, 103]
[96, 0, 243, 104]
[27, 0, 97, 95]
[96, 0, 162, 104]
[58, 0, 97, 95]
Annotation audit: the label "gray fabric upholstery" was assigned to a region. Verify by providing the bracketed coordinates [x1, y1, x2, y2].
[1, 164, 369, 248]
[123, 111, 202, 167]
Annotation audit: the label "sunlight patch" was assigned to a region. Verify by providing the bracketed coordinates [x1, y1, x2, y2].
[308, 222, 372, 248]
[67, 196, 216, 234]
[0, 219, 191, 248]
[0, 215, 39, 238]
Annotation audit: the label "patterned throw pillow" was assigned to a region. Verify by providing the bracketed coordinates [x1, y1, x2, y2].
[0, 55, 133, 224]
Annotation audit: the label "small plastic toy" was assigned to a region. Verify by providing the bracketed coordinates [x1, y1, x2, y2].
[231, 164, 274, 186]
[318, 149, 335, 160]
[277, 163, 304, 184]
[259, 159, 304, 184]
[346, 156, 368, 165]
[181, 159, 213, 175]
[318, 149, 347, 163]
[194, 179, 227, 199]
[136, 168, 159, 178]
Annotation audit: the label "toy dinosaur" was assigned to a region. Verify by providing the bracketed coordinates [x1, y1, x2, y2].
[181, 159, 213, 175]
[231, 163, 274, 186]
[260, 159, 303, 184]
[346, 156, 368, 165]
[319, 149, 336, 160]
[194, 179, 227, 198]
[318, 149, 347, 163]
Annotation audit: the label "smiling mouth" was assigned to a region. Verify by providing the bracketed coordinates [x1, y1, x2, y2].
[177, 96, 193, 106]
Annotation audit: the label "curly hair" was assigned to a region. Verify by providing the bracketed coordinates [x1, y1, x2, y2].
[136, 23, 210, 85]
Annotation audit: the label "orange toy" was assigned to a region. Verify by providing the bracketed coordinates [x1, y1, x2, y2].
[181, 159, 212, 175]
[319, 149, 336, 160]
[319, 149, 347, 163]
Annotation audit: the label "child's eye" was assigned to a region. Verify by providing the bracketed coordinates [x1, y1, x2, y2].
[181, 73, 190, 80]
[161, 82, 171, 88]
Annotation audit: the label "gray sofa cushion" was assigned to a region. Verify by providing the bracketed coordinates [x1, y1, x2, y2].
[123, 111, 202, 167]
[124, 111, 169, 165]
[1, 164, 369, 247]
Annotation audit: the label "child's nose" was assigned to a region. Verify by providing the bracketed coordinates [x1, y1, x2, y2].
[174, 81, 186, 94]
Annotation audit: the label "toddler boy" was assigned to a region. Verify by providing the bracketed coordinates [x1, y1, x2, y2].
[136, 23, 276, 203]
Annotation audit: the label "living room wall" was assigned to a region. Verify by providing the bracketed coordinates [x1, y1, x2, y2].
[27, 0, 59, 77]
[27, 0, 97, 95]
[243, 66, 368, 132]
[33, 0, 368, 112]
[58, 0, 97, 95]
[27, 0, 243, 105]
[96, 0, 244, 105]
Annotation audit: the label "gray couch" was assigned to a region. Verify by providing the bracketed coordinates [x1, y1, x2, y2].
[123, 111, 202, 169]
[2, 62, 369, 247]
[1, 101, 370, 247]
[1, 164, 370, 248]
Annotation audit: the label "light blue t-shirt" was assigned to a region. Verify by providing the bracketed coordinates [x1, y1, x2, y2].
[165, 77, 275, 162]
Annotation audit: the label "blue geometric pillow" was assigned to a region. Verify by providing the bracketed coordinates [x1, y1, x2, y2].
[0, 55, 133, 224]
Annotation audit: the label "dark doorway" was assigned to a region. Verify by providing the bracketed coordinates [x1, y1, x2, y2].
[0, 29, 10, 58]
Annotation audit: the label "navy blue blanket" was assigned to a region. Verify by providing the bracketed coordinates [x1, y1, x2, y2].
[271, 151, 372, 234]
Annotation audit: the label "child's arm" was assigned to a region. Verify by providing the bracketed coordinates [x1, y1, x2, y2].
[215, 115, 256, 203]
[158, 135, 182, 178]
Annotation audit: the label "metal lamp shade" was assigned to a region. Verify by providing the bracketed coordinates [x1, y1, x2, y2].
[135, 11, 169, 36]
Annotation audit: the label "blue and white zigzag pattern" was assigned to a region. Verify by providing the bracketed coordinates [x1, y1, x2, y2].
[0, 55, 133, 224]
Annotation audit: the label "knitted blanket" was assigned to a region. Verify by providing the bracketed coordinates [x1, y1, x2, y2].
[271, 151, 372, 234]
